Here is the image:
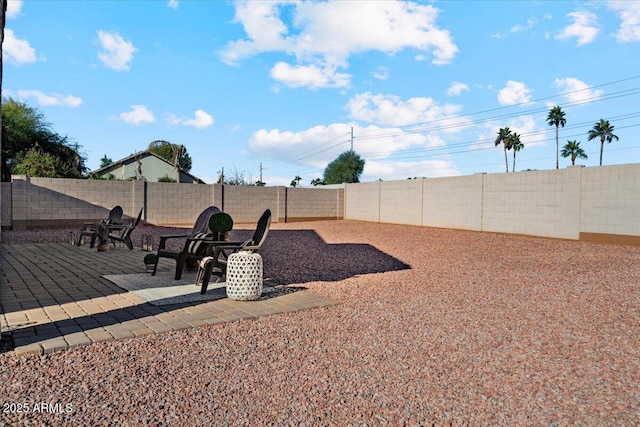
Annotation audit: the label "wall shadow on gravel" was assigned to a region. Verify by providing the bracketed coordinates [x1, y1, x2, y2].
[245, 229, 411, 285]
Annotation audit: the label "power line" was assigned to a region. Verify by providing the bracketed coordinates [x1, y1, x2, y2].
[356, 75, 640, 138]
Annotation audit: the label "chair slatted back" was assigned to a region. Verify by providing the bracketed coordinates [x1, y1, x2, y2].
[108, 206, 124, 224]
[250, 209, 271, 248]
[190, 206, 221, 238]
[120, 208, 144, 240]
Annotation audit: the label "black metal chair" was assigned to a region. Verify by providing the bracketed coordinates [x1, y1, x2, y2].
[152, 206, 221, 280]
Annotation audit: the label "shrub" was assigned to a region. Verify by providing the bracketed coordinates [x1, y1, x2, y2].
[143, 253, 158, 265]
[208, 212, 233, 233]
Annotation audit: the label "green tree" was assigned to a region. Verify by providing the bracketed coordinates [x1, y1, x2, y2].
[561, 140, 588, 166]
[157, 174, 177, 183]
[1, 98, 85, 181]
[494, 127, 512, 173]
[323, 150, 365, 184]
[588, 119, 619, 166]
[547, 106, 566, 169]
[12, 149, 59, 177]
[255, 180, 266, 187]
[510, 132, 524, 173]
[310, 178, 325, 186]
[290, 179, 297, 187]
[147, 140, 192, 172]
[99, 155, 113, 168]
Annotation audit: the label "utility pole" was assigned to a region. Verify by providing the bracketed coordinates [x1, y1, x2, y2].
[350, 126, 355, 151]
[259, 162, 263, 182]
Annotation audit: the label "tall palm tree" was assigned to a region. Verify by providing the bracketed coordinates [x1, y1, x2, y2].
[546, 106, 566, 170]
[510, 132, 524, 172]
[561, 140, 588, 166]
[494, 127, 512, 173]
[588, 119, 619, 166]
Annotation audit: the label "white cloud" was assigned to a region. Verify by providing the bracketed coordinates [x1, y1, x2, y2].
[183, 110, 214, 129]
[118, 105, 155, 124]
[167, 0, 179, 10]
[510, 17, 538, 34]
[555, 11, 599, 45]
[491, 16, 540, 38]
[270, 61, 351, 89]
[166, 110, 215, 128]
[362, 159, 459, 181]
[4, 29, 37, 65]
[497, 81, 532, 106]
[249, 122, 443, 170]
[222, 1, 457, 89]
[475, 115, 543, 152]
[17, 90, 83, 107]
[606, 1, 640, 42]
[447, 81, 469, 97]
[553, 77, 603, 105]
[7, 0, 23, 18]
[372, 66, 389, 81]
[97, 30, 137, 71]
[346, 92, 469, 132]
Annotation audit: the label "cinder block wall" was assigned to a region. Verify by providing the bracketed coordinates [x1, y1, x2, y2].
[145, 181, 215, 226]
[481, 168, 581, 239]
[379, 179, 422, 226]
[2, 177, 344, 229]
[579, 164, 640, 243]
[423, 174, 483, 231]
[1, 183, 11, 228]
[222, 185, 279, 224]
[345, 181, 380, 222]
[10, 176, 136, 229]
[286, 187, 344, 222]
[345, 164, 640, 245]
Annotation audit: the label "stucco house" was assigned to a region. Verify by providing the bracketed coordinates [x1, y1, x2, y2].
[91, 150, 205, 183]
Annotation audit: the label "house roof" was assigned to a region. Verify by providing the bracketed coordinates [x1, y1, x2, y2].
[91, 150, 206, 183]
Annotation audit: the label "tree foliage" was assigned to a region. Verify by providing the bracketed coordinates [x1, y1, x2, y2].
[99, 155, 113, 168]
[1, 98, 86, 181]
[561, 140, 588, 166]
[587, 119, 619, 166]
[494, 127, 512, 173]
[547, 106, 566, 169]
[147, 139, 192, 172]
[323, 150, 365, 184]
[510, 132, 524, 173]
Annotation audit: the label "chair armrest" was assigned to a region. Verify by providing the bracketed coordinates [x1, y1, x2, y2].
[158, 234, 189, 250]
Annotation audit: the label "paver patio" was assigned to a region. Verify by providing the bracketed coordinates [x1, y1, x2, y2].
[0, 242, 339, 356]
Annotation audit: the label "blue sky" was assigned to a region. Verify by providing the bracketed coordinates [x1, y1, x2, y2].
[4, 0, 639, 185]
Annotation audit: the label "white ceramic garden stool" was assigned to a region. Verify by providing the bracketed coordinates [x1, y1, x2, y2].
[225, 251, 263, 301]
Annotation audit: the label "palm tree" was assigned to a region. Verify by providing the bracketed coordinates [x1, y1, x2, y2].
[510, 132, 524, 172]
[561, 140, 588, 166]
[494, 127, 512, 173]
[588, 119, 619, 166]
[546, 106, 566, 170]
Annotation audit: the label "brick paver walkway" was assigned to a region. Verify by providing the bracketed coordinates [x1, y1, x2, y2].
[0, 242, 338, 356]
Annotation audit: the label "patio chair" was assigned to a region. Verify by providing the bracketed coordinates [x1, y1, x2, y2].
[76, 205, 124, 247]
[152, 206, 221, 280]
[108, 207, 144, 250]
[196, 209, 271, 294]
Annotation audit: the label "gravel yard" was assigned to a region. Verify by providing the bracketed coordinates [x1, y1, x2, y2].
[1, 220, 639, 425]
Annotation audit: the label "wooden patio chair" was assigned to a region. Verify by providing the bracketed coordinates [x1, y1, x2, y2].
[108, 207, 144, 250]
[76, 205, 124, 247]
[152, 206, 221, 280]
[196, 209, 271, 294]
